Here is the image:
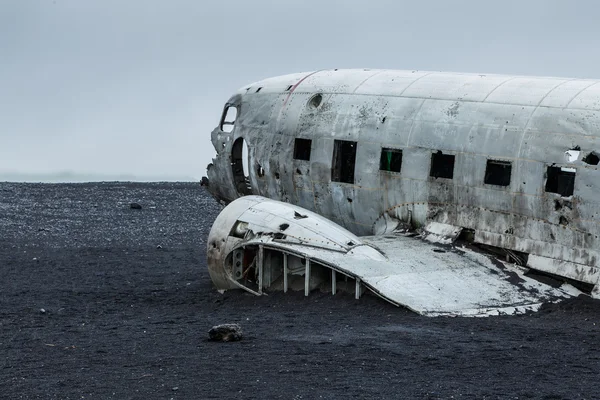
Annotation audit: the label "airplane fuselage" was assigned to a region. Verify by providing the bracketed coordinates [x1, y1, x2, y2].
[206, 69, 600, 288]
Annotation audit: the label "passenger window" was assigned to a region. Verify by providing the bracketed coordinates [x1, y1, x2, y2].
[430, 151, 455, 179]
[294, 138, 312, 161]
[332, 140, 357, 184]
[484, 160, 512, 186]
[583, 152, 600, 165]
[545, 166, 575, 197]
[220, 106, 238, 133]
[380, 148, 402, 173]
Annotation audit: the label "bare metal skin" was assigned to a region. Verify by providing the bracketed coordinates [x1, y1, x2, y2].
[205, 69, 600, 305]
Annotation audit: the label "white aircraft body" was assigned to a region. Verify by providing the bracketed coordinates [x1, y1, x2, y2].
[203, 69, 600, 316]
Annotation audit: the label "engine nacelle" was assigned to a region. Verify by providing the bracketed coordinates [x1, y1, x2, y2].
[206, 196, 574, 317]
[207, 195, 369, 294]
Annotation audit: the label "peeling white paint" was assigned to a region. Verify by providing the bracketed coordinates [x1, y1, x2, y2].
[565, 150, 580, 163]
[205, 69, 600, 311]
[207, 196, 575, 316]
[421, 222, 463, 245]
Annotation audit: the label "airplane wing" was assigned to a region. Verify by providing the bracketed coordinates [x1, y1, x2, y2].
[207, 196, 575, 317]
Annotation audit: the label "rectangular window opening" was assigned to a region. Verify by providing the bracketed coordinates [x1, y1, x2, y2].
[430, 151, 455, 179]
[220, 106, 237, 133]
[293, 138, 312, 161]
[484, 160, 512, 186]
[332, 140, 357, 184]
[545, 166, 575, 197]
[380, 148, 402, 173]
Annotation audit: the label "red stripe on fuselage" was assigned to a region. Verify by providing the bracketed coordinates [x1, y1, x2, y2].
[282, 70, 322, 107]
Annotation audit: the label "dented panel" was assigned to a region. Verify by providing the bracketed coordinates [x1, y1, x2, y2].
[207, 197, 574, 316]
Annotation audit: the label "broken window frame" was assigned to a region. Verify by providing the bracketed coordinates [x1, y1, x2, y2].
[331, 139, 358, 184]
[582, 151, 600, 165]
[379, 148, 403, 173]
[429, 151, 455, 180]
[308, 93, 323, 109]
[545, 165, 576, 197]
[220, 105, 238, 133]
[484, 159, 512, 187]
[293, 138, 312, 161]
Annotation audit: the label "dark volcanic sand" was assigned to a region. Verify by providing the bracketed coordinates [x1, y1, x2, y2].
[1, 182, 600, 399]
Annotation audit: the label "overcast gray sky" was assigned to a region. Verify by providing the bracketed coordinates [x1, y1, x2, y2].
[1, 0, 599, 181]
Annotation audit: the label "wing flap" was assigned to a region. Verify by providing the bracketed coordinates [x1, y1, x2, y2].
[208, 196, 574, 317]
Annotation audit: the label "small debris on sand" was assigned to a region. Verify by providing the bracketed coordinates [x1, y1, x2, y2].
[208, 323, 243, 342]
[130, 202, 142, 210]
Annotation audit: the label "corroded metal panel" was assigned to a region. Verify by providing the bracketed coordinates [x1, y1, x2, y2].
[207, 197, 574, 316]
[205, 68, 600, 299]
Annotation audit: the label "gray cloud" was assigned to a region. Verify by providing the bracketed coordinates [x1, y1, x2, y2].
[1, 0, 599, 180]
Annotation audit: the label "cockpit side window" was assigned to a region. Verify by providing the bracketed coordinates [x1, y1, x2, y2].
[220, 106, 238, 133]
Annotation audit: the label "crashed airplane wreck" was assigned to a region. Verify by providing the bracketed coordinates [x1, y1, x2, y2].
[203, 69, 600, 316]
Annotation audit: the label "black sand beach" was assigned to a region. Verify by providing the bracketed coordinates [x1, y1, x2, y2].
[1, 183, 599, 399]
